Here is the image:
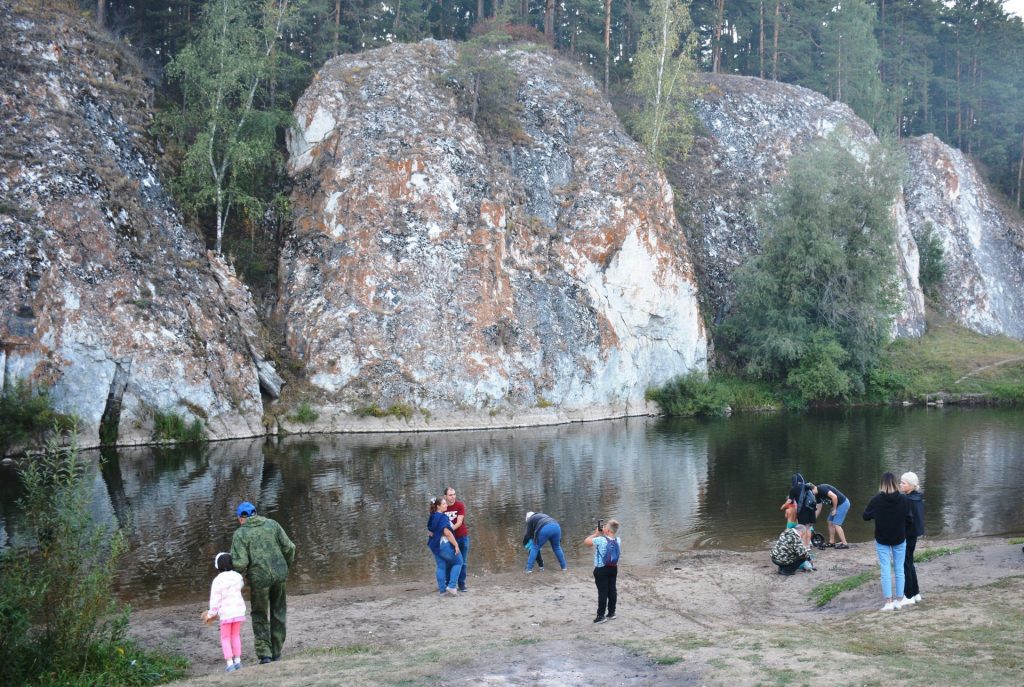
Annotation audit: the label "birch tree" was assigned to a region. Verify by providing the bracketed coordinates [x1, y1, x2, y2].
[159, 0, 298, 254]
[628, 0, 698, 165]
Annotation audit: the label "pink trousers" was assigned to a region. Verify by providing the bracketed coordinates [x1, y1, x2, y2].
[219, 620, 243, 660]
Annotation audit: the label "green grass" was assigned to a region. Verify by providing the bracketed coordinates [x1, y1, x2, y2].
[1008, 537, 1024, 545]
[151, 410, 205, 444]
[354, 402, 415, 421]
[289, 400, 319, 424]
[875, 311, 1024, 399]
[808, 570, 875, 607]
[914, 544, 972, 563]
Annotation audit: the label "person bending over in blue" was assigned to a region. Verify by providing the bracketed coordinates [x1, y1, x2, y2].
[523, 511, 567, 572]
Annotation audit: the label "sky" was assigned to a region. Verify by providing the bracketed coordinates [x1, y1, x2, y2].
[1005, 0, 1024, 19]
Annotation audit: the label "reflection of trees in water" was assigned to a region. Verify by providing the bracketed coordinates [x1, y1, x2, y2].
[10, 408, 1016, 608]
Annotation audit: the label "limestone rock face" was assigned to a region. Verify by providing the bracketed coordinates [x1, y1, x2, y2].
[282, 40, 707, 415]
[0, 3, 275, 447]
[669, 74, 926, 340]
[903, 134, 1024, 339]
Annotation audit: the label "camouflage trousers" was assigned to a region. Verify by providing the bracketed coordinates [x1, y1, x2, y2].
[249, 581, 287, 659]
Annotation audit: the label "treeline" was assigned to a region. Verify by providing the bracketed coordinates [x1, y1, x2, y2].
[86, 0, 1024, 208]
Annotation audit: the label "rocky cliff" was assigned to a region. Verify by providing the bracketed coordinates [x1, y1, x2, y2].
[902, 134, 1024, 338]
[0, 2, 278, 448]
[670, 74, 927, 340]
[281, 40, 707, 423]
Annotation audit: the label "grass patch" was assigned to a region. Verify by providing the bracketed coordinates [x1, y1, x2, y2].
[0, 380, 76, 454]
[808, 570, 875, 607]
[151, 410, 206, 444]
[915, 544, 972, 564]
[652, 655, 683, 665]
[301, 643, 378, 657]
[1008, 537, 1024, 545]
[536, 396, 554, 408]
[873, 310, 1024, 399]
[289, 401, 319, 424]
[353, 402, 414, 421]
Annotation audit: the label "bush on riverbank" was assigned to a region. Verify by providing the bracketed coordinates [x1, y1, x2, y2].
[0, 435, 188, 686]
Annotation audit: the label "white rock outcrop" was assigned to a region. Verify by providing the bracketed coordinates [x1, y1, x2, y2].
[903, 134, 1024, 338]
[281, 41, 707, 417]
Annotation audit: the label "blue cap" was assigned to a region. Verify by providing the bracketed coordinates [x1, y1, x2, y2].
[236, 501, 256, 518]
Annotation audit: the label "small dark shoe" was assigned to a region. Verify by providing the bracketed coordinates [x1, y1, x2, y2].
[258, 656, 273, 665]
[272, 655, 281, 662]
[606, 613, 615, 620]
[593, 615, 607, 623]
[835, 543, 849, 549]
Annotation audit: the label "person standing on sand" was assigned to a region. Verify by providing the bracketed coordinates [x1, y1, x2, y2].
[428, 496, 463, 596]
[899, 472, 925, 605]
[230, 501, 296, 664]
[443, 486, 469, 592]
[862, 472, 913, 611]
[584, 519, 621, 623]
[201, 552, 247, 673]
[523, 511, 567, 572]
[808, 483, 851, 548]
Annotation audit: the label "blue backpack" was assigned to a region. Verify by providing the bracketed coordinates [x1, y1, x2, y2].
[603, 538, 620, 566]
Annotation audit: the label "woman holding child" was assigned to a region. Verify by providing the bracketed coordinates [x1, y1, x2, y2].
[427, 496, 463, 596]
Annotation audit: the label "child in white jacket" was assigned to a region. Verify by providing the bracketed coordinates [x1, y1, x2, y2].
[201, 552, 247, 672]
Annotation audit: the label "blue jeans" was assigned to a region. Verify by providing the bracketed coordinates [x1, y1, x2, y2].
[526, 522, 566, 571]
[445, 535, 469, 590]
[433, 542, 464, 593]
[875, 540, 906, 599]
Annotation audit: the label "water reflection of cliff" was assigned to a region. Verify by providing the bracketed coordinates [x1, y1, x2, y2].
[3, 408, 1021, 609]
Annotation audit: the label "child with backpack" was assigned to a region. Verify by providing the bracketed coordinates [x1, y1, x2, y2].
[584, 519, 621, 623]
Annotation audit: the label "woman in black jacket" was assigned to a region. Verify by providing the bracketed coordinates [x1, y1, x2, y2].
[862, 472, 914, 611]
[899, 472, 926, 605]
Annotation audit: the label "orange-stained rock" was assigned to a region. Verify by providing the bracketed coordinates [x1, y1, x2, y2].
[0, 2, 274, 449]
[282, 41, 708, 413]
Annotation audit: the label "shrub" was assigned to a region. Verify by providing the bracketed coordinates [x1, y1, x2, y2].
[721, 134, 901, 390]
[151, 410, 206, 444]
[917, 222, 946, 301]
[0, 381, 74, 455]
[0, 433, 189, 685]
[785, 331, 852, 404]
[646, 372, 729, 418]
[290, 401, 319, 424]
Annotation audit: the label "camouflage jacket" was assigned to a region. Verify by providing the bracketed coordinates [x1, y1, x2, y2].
[770, 528, 809, 566]
[230, 515, 296, 588]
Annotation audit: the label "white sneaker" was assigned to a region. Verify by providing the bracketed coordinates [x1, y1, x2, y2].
[912, 594, 922, 603]
[898, 596, 915, 607]
[445, 588, 459, 597]
[881, 601, 898, 611]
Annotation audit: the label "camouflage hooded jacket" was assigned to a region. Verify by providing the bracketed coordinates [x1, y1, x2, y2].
[230, 515, 296, 588]
[770, 528, 809, 566]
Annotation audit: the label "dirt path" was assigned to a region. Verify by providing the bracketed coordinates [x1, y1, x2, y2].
[953, 355, 1024, 384]
[129, 538, 1024, 686]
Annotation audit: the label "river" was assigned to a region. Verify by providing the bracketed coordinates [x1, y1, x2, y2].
[1, 406, 1022, 608]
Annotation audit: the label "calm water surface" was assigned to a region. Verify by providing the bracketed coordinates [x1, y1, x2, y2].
[1, 406, 1022, 608]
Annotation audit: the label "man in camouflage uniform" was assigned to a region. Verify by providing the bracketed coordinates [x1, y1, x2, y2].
[230, 501, 296, 663]
[770, 524, 813, 575]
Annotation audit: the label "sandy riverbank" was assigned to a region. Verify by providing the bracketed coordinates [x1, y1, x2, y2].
[129, 537, 1024, 686]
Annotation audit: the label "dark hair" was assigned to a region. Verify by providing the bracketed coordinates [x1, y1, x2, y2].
[215, 552, 234, 572]
[879, 472, 899, 494]
[429, 496, 444, 514]
[444, 486, 456, 497]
